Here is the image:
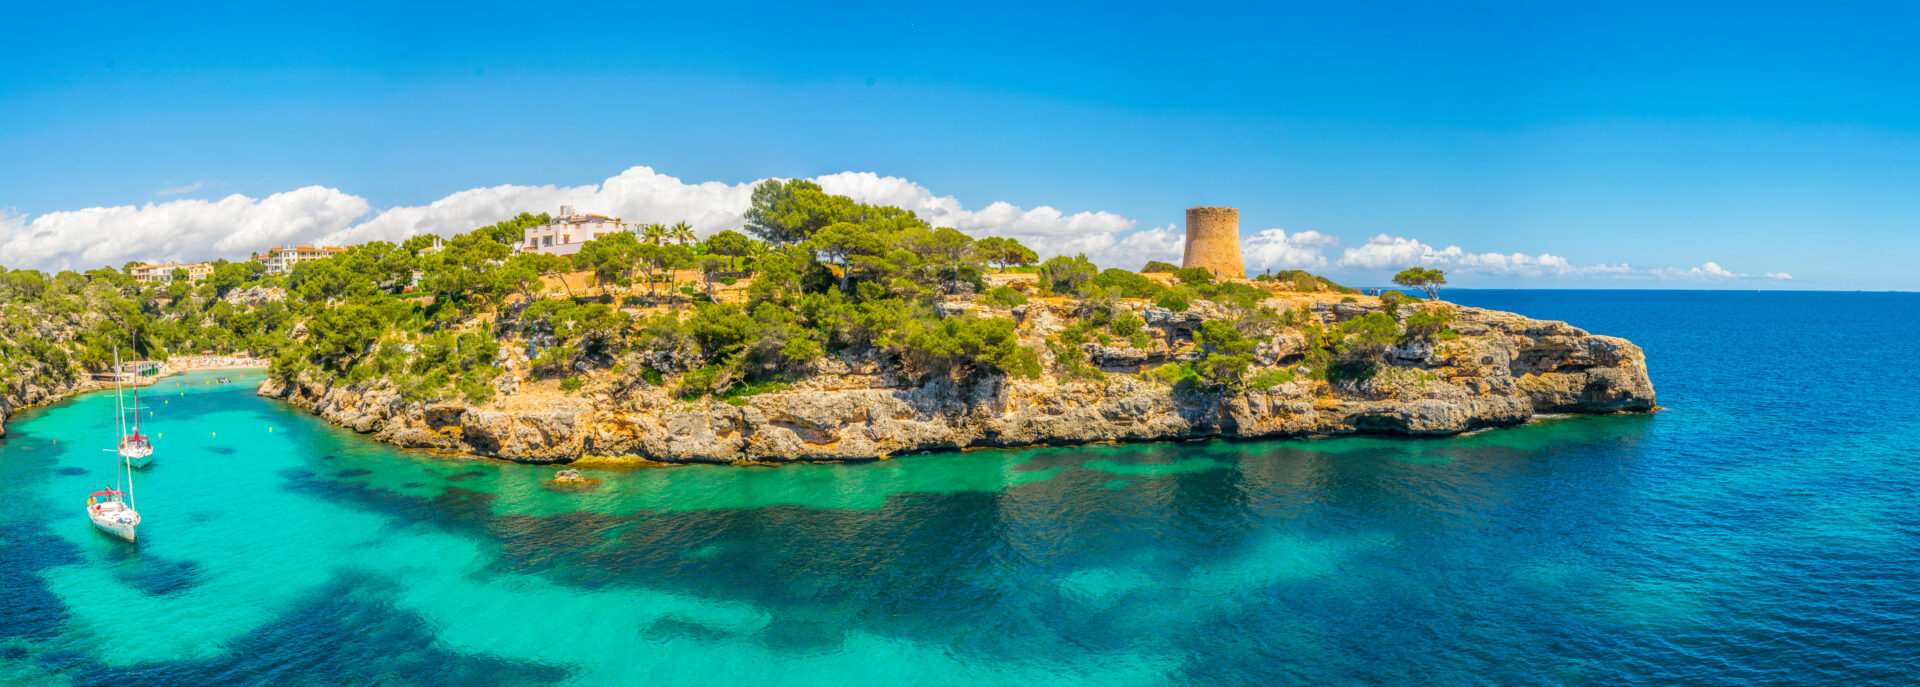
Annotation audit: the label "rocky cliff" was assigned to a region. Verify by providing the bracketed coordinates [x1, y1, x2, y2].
[0, 375, 90, 438]
[257, 298, 1655, 464]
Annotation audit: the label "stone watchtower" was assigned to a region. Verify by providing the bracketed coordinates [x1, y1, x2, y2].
[1181, 206, 1245, 279]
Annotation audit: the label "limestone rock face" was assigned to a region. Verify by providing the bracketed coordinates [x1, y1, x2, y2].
[258, 302, 1657, 465]
[0, 374, 90, 438]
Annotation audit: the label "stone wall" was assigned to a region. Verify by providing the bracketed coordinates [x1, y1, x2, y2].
[1181, 206, 1245, 279]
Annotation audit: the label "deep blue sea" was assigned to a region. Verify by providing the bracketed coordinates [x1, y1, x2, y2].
[2, 290, 1917, 685]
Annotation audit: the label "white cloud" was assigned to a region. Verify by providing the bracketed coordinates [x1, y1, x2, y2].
[1100, 224, 1185, 268]
[1649, 262, 1755, 280]
[1242, 228, 1334, 271]
[1327, 234, 1792, 282]
[1, 166, 1162, 273]
[154, 181, 205, 196]
[1336, 234, 1580, 276]
[0, 167, 1798, 284]
[810, 171, 1139, 263]
[1, 187, 371, 270]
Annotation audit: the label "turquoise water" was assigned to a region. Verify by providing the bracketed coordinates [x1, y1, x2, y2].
[2, 291, 1917, 685]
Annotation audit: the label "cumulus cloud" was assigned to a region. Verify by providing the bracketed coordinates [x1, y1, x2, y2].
[1326, 234, 1791, 282]
[810, 171, 1139, 264]
[1336, 234, 1583, 276]
[1100, 224, 1185, 268]
[1, 188, 371, 270]
[1, 166, 1160, 273]
[1242, 228, 1335, 271]
[0, 166, 1796, 284]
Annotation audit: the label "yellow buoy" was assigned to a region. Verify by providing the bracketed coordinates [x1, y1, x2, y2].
[211, 432, 216, 437]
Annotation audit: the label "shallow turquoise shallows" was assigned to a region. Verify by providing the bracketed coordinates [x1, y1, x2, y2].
[3, 290, 1918, 686]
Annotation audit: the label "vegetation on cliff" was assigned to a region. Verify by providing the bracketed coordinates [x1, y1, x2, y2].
[4, 178, 1531, 454]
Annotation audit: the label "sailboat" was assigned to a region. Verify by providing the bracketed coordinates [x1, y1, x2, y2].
[90, 351, 142, 542]
[118, 370, 154, 469]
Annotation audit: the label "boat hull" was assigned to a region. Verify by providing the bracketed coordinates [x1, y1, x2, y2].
[89, 514, 137, 542]
[121, 453, 153, 469]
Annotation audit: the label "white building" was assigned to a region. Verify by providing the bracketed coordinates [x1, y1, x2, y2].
[255, 245, 346, 275]
[130, 262, 213, 283]
[520, 206, 624, 256]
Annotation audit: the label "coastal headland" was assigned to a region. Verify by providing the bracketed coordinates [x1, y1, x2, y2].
[257, 290, 1653, 465]
[2, 192, 1653, 458]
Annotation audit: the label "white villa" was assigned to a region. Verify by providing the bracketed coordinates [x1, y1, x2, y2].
[254, 245, 346, 275]
[129, 262, 213, 283]
[520, 206, 624, 256]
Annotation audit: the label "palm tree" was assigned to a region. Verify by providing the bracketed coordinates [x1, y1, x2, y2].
[668, 221, 696, 246]
[640, 223, 667, 246]
[744, 241, 769, 275]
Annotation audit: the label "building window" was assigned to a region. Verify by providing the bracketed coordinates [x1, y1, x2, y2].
[543, 236, 553, 246]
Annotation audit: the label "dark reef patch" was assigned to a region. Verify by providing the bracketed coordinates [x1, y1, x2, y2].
[109, 555, 203, 597]
[0, 520, 82, 640]
[60, 573, 570, 687]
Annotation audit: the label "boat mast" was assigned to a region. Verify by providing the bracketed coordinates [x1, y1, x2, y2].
[112, 350, 133, 507]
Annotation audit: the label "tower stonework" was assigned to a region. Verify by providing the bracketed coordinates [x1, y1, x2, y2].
[1181, 206, 1245, 279]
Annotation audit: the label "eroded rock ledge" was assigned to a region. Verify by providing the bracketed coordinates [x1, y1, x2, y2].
[257, 302, 1655, 465]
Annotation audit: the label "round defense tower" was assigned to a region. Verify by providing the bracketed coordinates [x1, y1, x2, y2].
[1181, 206, 1245, 280]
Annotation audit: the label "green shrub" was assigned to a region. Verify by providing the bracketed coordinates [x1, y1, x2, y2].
[1402, 305, 1456, 342]
[1037, 255, 1098, 294]
[981, 286, 1029, 307]
[1380, 290, 1406, 319]
[1141, 260, 1179, 273]
[1248, 367, 1296, 391]
[1147, 362, 1202, 390]
[678, 363, 733, 399]
[559, 375, 583, 392]
[1196, 282, 1268, 308]
[1338, 312, 1400, 351]
[1173, 267, 1214, 285]
[1092, 268, 1163, 299]
[718, 378, 790, 406]
[1153, 292, 1189, 312]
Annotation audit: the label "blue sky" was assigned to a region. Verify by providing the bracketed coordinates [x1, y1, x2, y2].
[2, 1, 1916, 289]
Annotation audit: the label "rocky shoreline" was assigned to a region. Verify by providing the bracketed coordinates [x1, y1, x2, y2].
[256, 301, 1657, 465]
[0, 361, 267, 438]
[0, 376, 92, 439]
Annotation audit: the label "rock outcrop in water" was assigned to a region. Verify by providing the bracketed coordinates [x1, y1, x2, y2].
[258, 298, 1655, 464]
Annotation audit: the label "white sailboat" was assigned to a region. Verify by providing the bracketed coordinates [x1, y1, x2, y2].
[89, 351, 142, 542]
[118, 370, 153, 469]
